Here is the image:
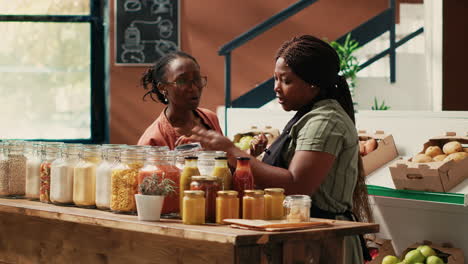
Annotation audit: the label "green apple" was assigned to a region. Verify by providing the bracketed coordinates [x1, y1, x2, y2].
[417, 245, 436, 258]
[404, 249, 426, 264]
[426, 256, 444, 264]
[382, 255, 400, 264]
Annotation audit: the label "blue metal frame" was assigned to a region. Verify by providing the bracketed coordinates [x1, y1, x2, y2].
[0, 1, 108, 144]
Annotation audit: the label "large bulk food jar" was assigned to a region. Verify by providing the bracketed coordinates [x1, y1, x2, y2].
[96, 146, 123, 210]
[3, 140, 27, 197]
[197, 151, 226, 176]
[179, 156, 200, 217]
[216, 190, 239, 224]
[25, 142, 43, 200]
[0, 143, 7, 196]
[111, 148, 145, 214]
[243, 190, 265, 220]
[40, 143, 63, 203]
[211, 156, 232, 190]
[138, 150, 180, 215]
[73, 145, 102, 208]
[264, 188, 285, 220]
[50, 144, 82, 205]
[190, 176, 220, 223]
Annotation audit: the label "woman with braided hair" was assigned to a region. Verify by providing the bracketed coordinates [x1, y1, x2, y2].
[137, 51, 222, 149]
[191, 35, 372, 263]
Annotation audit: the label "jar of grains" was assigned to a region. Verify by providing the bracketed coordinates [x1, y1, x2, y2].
[95, 145, 124, 210]
[39, 143, 63, 203]
[110, 148, 145, 214]
[50, 144, 82, 205]
[0, 143, 8, 197]
[73, 145, 102, 208]
[2, 140, 27, 197]
[25, 142, 44, 200]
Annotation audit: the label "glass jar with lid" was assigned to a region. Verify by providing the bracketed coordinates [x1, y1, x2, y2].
[211, 156, 232, 190]
[73, 145, 102, 208]
[50, 144, 82, 205]
[40, 142, 63, 203]
[110, 148, 146, 214]
[216, 190, 239, 224]
[190, 175, 220, 223]
[0, 142, 8, 197]
[3, 140, 27, 197]
[182, 190, 205, 225]
[264, 188, 285, 220]
[242, 190, 265, 220]
[197, 151, 226, 176]
[138, 150, 180, 215]
[174, 143, 202, 170]
[179, 156, 200, 217]
[96, 146, 123, 210]
[283, 195, 312, 223]
[25, 142, 44, 200]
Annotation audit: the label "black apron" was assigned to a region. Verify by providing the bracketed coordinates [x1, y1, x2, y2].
[262, 101, 371, 261]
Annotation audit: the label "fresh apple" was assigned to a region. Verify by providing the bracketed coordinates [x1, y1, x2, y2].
[382, 255, 400, 264]
[404, 249, 426, 264]
[417, 245, 436, 258]
[426, 256, 445, 264]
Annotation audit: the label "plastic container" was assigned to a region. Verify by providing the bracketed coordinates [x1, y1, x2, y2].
[264, 188, 285, 220]
[242, 190, 265, 220]
[73, 145, 102, 208]
[182, 190, 205, 225]
[216, 190, 239, 224]
[283, 195, 312, 223]
[50, 144, 82, 205]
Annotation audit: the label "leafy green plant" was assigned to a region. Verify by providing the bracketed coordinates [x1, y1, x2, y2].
[371, 97, 391, 110]
[329, 33, 360, 97]
[138, 174, 176, 196]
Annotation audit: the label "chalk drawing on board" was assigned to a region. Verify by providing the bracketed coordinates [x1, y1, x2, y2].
[154, 40, 178, 57]
[158, 19, 173, 38]
[152, 0, 173, 17]
[124, 0, 142, 12]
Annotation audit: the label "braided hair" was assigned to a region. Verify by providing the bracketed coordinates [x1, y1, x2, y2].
[275, 35, 355, 123]
[276, 35, 372, 223]
[141, 51, 199, 104]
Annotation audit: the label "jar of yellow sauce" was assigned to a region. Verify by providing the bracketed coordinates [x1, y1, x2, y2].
[211, 156, 232, 190]
[242, 190, 264, 220]
[182, 190, 205, 225]
[264, 188, 285, 220]
[216, 190, 239, 224]
[179, 156, 200, 218]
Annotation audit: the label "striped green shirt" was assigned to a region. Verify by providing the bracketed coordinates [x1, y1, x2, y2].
[283, 99, 359, 212]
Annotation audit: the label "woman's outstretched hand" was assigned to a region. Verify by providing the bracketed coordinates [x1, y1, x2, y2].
[191, 126, 236, 152]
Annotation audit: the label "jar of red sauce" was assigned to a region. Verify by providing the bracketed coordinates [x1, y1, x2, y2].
[190, 175, 220, 223]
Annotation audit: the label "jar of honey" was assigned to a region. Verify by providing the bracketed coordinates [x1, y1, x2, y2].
[264, 188, 285, 220]
[216, 190, 239, 224]
[182, 190, 205, 225]
[242, 190, 265, 220]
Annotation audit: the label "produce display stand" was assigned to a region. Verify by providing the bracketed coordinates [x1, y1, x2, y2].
[0, 199, 378, 264]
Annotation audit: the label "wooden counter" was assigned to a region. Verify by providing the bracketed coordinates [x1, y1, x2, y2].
[0, 199, 378, 264]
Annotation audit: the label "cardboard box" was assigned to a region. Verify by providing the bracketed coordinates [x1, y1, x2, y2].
[390, 132, 468, 192]
[401, 241, 464, 264]
[367, 237, 396, 264]
[359, 130, 399, 176]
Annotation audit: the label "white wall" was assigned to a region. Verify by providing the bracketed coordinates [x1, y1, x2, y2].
[354, 53, 430, 111]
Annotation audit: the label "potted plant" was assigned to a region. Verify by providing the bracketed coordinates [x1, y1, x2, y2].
[135, 174, 176, 221]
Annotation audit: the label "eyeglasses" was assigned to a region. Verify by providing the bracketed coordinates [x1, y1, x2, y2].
[163, 76, 207, 89]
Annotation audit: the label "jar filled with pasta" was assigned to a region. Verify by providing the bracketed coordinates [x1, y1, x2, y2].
[50, 144, 82, 205]
[73, 145, 102, 208]
[110, 148, 145, 214]
[39, 143, 63, 203]
[96, 146, 123, 210]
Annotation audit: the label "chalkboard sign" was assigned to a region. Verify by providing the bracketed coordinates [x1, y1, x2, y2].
[115, 0, 180, 65]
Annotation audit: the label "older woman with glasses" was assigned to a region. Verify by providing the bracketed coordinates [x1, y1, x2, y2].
[137, 51, 222, 149]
